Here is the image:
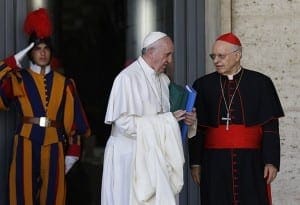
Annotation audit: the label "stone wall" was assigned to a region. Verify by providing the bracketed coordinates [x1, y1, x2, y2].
[229, 0, 300, 204]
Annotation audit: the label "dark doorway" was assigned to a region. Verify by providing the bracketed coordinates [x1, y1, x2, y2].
[60, 0, 127, 147]
[59, 1, 127, 204]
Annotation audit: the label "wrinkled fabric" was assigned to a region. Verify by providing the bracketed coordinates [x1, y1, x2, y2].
[133, 112, 184, 205]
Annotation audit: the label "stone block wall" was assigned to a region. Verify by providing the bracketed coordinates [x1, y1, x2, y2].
[231, 0, 300, 204]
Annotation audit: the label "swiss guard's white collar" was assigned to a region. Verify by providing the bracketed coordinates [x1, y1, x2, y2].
[29, 61, 51, 75]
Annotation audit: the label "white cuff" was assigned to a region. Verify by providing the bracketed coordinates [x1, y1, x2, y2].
[188, 118, 197, 139]
[65, 155, 79, 174]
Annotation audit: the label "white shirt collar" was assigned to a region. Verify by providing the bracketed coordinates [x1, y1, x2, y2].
[29, 61, 51, 75]
[227, 67, 242, 80]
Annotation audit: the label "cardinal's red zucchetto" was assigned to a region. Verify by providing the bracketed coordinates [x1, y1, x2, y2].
[216, 32, 241, 46]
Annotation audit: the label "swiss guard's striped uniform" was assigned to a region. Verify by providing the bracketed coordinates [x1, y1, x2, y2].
[0, 59, 91, 205]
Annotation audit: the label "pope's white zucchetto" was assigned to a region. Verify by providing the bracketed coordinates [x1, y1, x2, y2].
[142, 31, 167, 49]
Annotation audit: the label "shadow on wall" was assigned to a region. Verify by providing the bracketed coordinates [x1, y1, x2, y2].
[66, 161, 102, 205]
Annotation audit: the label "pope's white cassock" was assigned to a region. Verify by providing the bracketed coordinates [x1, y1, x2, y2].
[101, 56, 186, 205]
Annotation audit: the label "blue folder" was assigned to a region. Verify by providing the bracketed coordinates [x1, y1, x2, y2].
[181, 85, 197, 141]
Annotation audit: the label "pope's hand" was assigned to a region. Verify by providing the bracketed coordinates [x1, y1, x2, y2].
[173, 109, 186, 121]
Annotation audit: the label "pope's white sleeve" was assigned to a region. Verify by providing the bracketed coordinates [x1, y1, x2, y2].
[114, 113, 137, 139]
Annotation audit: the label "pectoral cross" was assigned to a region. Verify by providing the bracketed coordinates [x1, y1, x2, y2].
[221, 112, 231, 130]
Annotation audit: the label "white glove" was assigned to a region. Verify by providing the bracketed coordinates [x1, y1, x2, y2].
[65, 155, 79, 174]
[14, 42, 35, 68]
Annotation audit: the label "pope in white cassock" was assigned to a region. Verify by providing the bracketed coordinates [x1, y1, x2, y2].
[101, 31, 197, 205]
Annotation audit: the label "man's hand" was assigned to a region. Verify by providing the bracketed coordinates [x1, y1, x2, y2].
[264, 164, 278, 184]
[184, 108, 197, 126]
[14, 42, 35, 68]
[65, 156, 79, 174]
[4, 43, 34, 69]
[191, 166, 201, 185]
[173, 109, 186, 121]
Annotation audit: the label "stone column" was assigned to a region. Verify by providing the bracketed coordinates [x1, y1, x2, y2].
[221, 0, 232, 33]
[205, 0, 221, 73]
[205, 0, 232, 74]
[27, 0, 50, 10]
[126, 0, 157, 59]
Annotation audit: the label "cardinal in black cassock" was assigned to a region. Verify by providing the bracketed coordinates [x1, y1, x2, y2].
[188, 33, 284, 205]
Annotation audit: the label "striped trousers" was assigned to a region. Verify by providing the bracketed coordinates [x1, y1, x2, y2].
[9, 135, 66, 205]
